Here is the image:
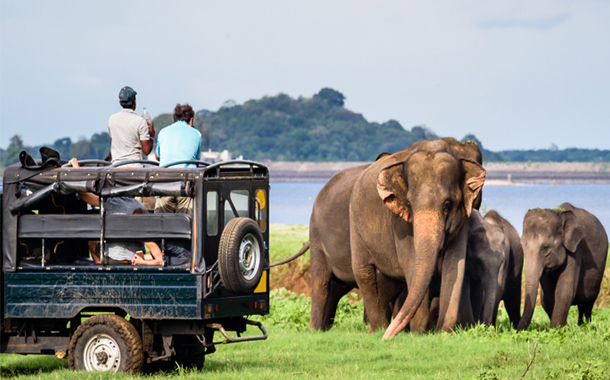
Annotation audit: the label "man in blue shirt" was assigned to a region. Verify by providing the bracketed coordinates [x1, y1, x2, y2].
[155, 103, 202, 167]
[155, 103, 202, 214]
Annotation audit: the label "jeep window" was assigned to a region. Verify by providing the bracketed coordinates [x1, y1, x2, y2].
[224, 189, 249, 226]
[206, 191, 218, 236]
[256, 189, 267, 232]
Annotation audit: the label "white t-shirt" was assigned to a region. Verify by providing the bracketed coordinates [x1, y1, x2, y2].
[108, 108, 150, 163]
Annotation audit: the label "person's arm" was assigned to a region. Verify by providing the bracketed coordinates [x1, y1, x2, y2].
[141, 139, 154, 156]
[139, 120, 155, 156]
[131, 242, 163, 266]
[195, 135, 202, 160]
[69, 158, 100, 207]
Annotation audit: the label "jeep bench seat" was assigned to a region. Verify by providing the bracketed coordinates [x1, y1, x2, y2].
[18, 214, 192, 240]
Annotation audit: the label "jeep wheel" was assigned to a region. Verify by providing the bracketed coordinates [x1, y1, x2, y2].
[218, 217, 265, 294]
[69, 314, 144, 373]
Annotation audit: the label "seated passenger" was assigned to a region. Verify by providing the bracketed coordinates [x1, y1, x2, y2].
[164, 240, 191, 266]
[154, 103, 202, 215]
[70, 158, 163, 266]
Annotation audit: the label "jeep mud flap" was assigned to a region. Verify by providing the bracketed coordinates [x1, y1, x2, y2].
[207, 319, 267, 344]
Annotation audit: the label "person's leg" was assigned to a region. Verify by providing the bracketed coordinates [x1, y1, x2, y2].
[175, 197, 193, 215]
[90, 241, 101, 264]
[155, 196, 177, 213]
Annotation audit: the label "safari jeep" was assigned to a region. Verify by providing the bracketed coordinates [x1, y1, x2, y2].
[0, 156, 270, 373]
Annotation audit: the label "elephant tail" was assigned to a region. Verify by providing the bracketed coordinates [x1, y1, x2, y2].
[270, 241, 310, 267]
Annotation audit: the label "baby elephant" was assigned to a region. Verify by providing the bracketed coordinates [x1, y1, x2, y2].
[458, 210, 523, 328]
[518, 202, 608, 330]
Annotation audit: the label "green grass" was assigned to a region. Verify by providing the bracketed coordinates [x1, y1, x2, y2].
[2, 299, 609, 379]
[269, 223, 309, 264]
[2, 224, 609, 379]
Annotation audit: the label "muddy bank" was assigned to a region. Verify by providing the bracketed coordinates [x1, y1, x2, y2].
[267, 161, 610, 184]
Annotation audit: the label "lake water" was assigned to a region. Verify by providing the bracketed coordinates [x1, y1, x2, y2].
[270, 182, 610, 235]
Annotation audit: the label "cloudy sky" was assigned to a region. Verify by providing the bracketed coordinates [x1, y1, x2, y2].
[1, 0, 609, 152]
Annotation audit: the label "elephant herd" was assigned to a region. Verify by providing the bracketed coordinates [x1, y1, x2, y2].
[296, 138, 608, 339]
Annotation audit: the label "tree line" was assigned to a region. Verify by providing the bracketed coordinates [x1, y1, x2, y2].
[2, 88, 609, 167]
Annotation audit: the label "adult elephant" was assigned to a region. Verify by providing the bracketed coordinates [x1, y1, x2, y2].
[518, 203, 608, 330]
[309, 138, 483, 332]
[350, 139, 485, 338]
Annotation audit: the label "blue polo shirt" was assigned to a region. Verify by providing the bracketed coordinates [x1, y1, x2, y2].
[156, 121, 202, 168]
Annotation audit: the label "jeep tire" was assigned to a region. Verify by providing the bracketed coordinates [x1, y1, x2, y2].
[218, 217, 265, 295]
[69, 314, 144, 373]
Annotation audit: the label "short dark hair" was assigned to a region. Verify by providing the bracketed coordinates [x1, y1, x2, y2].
[173, 103, 195, 123]
[120, 100, 135, 109]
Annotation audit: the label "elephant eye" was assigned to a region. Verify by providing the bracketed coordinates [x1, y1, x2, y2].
[443, 200, 452, 213]
[541, 245, 551, 255]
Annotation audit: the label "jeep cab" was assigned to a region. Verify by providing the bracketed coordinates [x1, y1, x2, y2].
[0, 158, 270, 372]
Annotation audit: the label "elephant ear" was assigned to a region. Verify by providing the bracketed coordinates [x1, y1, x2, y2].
[561, 211, 586, 252]
[377, 162, 411, 223]
[461, 159, 486, 217]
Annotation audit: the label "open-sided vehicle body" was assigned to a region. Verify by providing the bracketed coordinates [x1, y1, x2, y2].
[0, 158, 270, 372]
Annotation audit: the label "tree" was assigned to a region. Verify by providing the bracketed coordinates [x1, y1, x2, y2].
[90, 132, 111, 160]
[1, 135, 25, 167]
[52, 137, 72, 159]
[10, 135, 24, 149]
[69, 138, 94, 160]
[314, 88, 345, 107]
[461, 134, 483, 150]
[152, 113, 174, 135]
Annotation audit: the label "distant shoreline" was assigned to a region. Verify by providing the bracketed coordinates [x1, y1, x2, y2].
[267, 161, 610, 184]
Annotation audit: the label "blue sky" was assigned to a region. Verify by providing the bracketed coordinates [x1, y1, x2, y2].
[1, 0, 609, 151]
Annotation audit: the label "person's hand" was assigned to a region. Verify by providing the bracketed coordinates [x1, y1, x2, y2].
[148, 121, 155, 138]
[69, 158, 80, 168]
[131, 254, 144, 266]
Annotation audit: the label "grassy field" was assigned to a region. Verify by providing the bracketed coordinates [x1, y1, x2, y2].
[1, 223, 609, 379]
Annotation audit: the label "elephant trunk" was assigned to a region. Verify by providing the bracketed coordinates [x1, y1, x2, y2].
[383, 211, 443, 339]
[517, 259, 543, 330]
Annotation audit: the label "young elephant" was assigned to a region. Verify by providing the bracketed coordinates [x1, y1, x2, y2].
[483, 210, 523, 328]
[459, 209, 509, 327]
[419, 210, 522, 329]
[518, 203, 608, 330]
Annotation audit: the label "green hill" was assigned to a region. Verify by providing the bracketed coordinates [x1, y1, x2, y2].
[197, 88, 437, 161]
[3, 87, 610, 167]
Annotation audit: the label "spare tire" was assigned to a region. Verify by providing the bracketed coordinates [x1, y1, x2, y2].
[218, 217, 265, 294]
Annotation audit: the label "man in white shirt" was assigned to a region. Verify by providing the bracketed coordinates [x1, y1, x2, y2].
[108, 86, 155, 164]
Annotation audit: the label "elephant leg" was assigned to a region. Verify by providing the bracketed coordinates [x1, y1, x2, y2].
[458, 277, 475, 328]
[539, 274, 556, 322]
[502, 289, 522, 329]
[429, 297, 440, 329]
[351, 234, 388, 332]
[550, 256, 579, 328]
[410, 290, 430, 333]
[504, 257, 522, 329]
[321, 277, 353, 328]
[377, 273, 406, 323]
[550, 278, 575, 328]
[578, 300, 595, 325]
[309, 244, 335, 331]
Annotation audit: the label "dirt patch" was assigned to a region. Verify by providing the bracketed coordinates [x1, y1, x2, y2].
[271, 261, 311, 295]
